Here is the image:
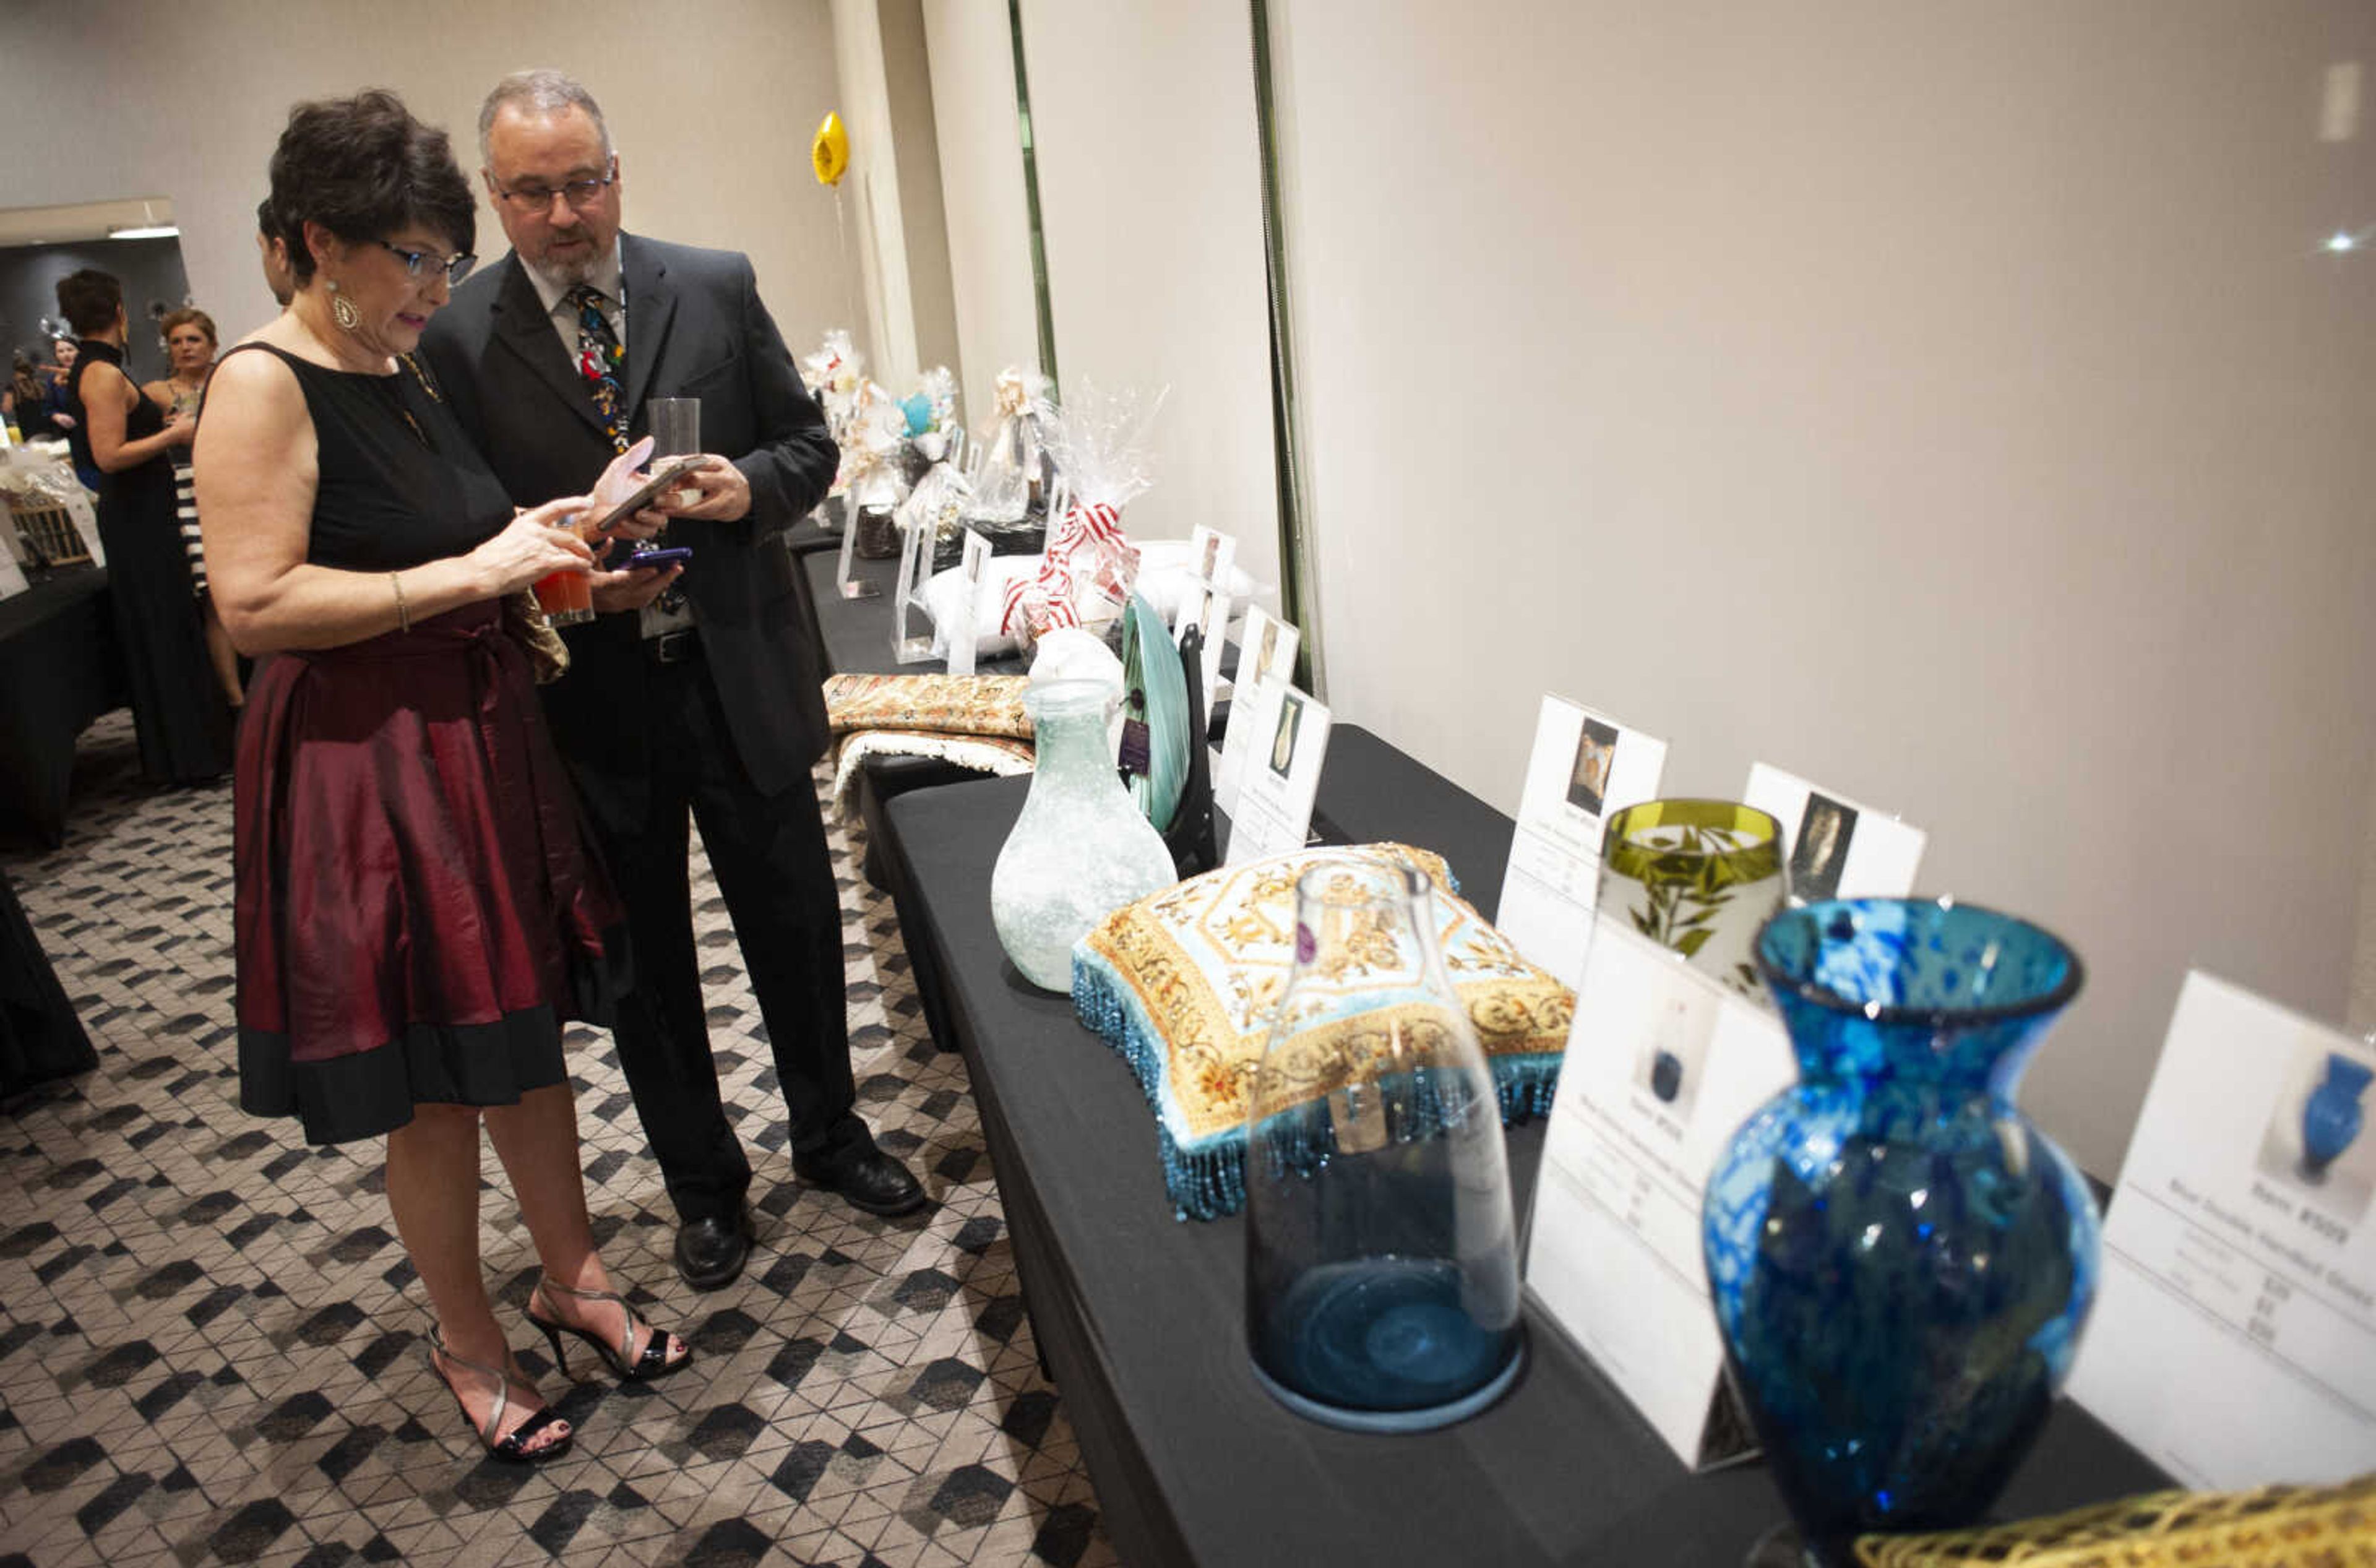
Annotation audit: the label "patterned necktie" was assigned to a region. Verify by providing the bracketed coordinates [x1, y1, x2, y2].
[566, 284, 628, 454]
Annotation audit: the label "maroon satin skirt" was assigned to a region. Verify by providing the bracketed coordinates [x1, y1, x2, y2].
[233, 599, 627, 1144]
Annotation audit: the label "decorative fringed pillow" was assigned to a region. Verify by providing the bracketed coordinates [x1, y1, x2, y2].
[1072, 844, 1575, 1220]
[822, 673, 1033, 739]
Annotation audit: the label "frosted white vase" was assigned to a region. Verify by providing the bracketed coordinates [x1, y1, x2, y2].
[990, 679, 1177, 991]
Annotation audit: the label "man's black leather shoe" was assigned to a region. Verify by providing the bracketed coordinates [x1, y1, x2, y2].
[792, 1146, 928, 1217]
[674, 1211, 754, 1291]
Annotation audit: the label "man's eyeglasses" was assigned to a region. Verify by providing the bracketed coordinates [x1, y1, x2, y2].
[377, 241, 477, 286]
[491, 158, 619, 214]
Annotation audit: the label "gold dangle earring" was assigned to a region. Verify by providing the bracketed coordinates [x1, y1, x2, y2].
[326, 278, 361, 332]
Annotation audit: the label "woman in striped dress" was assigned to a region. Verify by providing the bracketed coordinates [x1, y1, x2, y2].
[144, 308, 243, 707]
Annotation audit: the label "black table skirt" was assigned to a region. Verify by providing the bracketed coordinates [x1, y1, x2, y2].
[0, 866, 95, 1099]
[0, 568, 120, 848]
[875, 765, 2168, 1567]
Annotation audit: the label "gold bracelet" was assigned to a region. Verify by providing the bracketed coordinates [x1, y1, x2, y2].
[390, 571, 411, 634]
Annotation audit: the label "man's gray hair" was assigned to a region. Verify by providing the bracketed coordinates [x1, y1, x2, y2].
[478, 69, 613, 167]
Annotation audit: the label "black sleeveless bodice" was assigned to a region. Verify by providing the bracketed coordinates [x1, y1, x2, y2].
[217, 343, 514, 572]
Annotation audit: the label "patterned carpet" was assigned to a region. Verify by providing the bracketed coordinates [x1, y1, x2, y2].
[0, 710, 1116, 1568]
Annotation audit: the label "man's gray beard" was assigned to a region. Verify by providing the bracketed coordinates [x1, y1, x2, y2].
[526, 248, 600, 290]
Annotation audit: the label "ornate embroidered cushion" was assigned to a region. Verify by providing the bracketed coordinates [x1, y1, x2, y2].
[1073, 843, 1575, 1219]
[822, 673, 1033, 740]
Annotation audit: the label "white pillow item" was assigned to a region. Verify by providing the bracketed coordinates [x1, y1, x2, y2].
[1130, 539, 1270, 624]
[920, 558, 1040, 660]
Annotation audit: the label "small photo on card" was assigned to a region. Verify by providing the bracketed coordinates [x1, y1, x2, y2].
[1787, 791, 1859, 904]
[1268, 692, 1307, 780]
[1632, 988, 1718, 1126]
[1565, 717, 1621, 822]
[2253, 1040, 2376, 1221]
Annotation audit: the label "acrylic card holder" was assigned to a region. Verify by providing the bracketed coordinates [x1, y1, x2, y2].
[891, 499, 936, 665]
[835, 489, 879, 600]
[945, 528, 992, 678]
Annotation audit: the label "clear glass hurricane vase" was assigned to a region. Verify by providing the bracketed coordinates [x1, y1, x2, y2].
[989, 679, 1177, 992]
[1244, 860, 1525, 1432]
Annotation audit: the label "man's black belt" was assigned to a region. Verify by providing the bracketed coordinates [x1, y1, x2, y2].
[645, 627, 701, 665]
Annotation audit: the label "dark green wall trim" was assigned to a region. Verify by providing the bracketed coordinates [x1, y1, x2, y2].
[1007, 0, 1061, 396]
[1248, 0, 1321, 696]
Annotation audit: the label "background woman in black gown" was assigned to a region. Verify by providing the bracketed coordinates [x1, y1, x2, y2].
[198, 92, 688, 1465]
[54, 269, 231, 785]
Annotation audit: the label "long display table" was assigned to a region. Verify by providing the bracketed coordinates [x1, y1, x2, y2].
[870, 762, 2169, 1568]
[0, 568, 120, 848]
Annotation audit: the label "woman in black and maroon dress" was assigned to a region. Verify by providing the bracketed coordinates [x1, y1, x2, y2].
[197, 91, 689, 1464]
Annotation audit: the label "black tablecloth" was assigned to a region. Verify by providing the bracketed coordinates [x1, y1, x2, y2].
[802, 547, 1028, 679]
[0, 569, 119, 848]
[874, 760, 2168, 1568]
[0, 865, 95, 1098]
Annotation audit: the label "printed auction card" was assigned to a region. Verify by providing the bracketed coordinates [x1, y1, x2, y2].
[1497, 696, 1668, 988]
[1740, 763, 1926, 902]
[2067, 971, 2376, 1487]
[1223, 681, 1330, 864]
[1213, 606, 1300, 814]
[1524, 918, 1794, 1467]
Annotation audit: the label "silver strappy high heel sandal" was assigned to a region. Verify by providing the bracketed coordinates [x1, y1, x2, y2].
[526, 1277, 691, 1384]
[426, 1326, 574, 1464]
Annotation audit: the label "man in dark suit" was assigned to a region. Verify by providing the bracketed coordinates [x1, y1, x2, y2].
[421, 69, 924, 1291]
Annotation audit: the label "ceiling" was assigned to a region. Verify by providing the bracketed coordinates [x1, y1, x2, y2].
[0, 197, 178, 249]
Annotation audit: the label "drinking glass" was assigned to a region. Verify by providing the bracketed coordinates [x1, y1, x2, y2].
[532, 518, 594, 626]
[648, 398, 702, 507]
[1597, 799, 1785, 997]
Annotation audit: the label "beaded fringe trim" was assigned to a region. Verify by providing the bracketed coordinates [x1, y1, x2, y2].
[1072, 952, 1562, 1221]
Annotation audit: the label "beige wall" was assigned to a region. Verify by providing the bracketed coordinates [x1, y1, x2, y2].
[1269, 0, 2376, 1178]
[1017, 0, 1280, 592]
[921, 0, 1045, 441]
[1, 0, 853, 358]
[880, 0, 963, 385]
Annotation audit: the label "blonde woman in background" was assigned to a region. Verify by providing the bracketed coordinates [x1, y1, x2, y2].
[144, 308, 242, 707]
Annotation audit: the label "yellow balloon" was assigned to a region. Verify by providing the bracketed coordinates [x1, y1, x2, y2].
[812, 111, 850, 187]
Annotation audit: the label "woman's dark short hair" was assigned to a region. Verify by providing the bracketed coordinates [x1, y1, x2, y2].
[54, 269, 122, 336]
[161, 308, 218, 347]
[268, 88, 473, 285]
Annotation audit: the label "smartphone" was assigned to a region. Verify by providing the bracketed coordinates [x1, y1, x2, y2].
[588, 457, 707, 537]
[613, 545, 692, 570]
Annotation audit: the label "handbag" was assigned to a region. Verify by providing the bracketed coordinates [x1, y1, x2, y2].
[503, 590, 570, 684]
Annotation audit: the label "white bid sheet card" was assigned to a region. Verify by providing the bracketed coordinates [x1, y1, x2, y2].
[1212, 605, 1300, 814]
[2067, 971, 2376, 1488]
[1525, 918, 1796, 1466]
[944, 529, 992, 678]
[1497, 696, 1668, 989]
[1741, 763, 1927, 902]
[1223, 681, 1330, 864]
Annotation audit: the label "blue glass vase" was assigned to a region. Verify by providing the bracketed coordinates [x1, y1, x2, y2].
[2302, 1053, 2374, 1179]
[1244, 861, 1525, 1432]
[1703, 898, 2098, 1565]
